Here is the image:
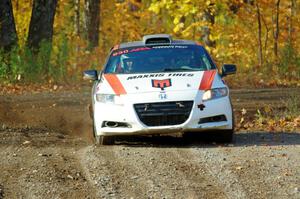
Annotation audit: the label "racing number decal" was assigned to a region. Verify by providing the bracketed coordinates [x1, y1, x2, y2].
[199, 70, 216, 90]
[104, 74, 127, 95]
[152, 79, 172, 90]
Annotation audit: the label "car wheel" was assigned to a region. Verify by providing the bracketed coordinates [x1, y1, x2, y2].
[97, 135, 114, 145]
[182, 131, 207, 143]
[183, 130, 234, 143]
[88, 104, 93, 119]
[217, 129, 234, 143]
[92, 119, 114, 145]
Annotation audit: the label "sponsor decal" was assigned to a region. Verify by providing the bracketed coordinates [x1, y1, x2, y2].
[112, 46, 189, 56]
[197, 103, 206, 111]
[152, 79, 172, 90]
[199, 70, 217, 90]
[104, 74, 127, 95]
[112, 49, 129, 57]
[127, 73, 194, 80]
[112, 47, 151, 57]
[152, 45, 188, 49]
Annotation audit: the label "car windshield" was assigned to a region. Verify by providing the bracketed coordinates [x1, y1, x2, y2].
[104, 45, 216, 74]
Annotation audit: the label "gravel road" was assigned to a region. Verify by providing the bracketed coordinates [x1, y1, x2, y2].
[0, 88, 299, 199]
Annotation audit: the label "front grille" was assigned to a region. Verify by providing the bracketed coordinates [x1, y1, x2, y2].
[134, 101, 193, 126]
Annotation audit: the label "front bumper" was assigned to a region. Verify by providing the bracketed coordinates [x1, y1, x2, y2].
[93, 91, 233, 136]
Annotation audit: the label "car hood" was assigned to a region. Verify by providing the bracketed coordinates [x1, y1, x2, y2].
[95, 70, 223, 95]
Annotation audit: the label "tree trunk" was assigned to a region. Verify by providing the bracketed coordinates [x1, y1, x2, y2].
[75, 0, 81, 36]
[27, 0, 58, 50]
[261, 15, 269, 56]
[201, 3, 216, 48]
[74, 0, 81, 70]
[84, 0, 100, 49]
[288, 0, 296, 45]
[0, 0, 18, 51]
[273, 0, 280, 60]
[256, 2, 263, 67]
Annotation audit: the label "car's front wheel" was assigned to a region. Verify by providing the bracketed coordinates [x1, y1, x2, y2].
[217, 129, 234, 143]
[95, 135, 115, 145]
[183, 129, 234, 143]
[92, 116, 115, 145]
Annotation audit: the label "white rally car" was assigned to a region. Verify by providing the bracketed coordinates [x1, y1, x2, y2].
[84, 34, 236, 145]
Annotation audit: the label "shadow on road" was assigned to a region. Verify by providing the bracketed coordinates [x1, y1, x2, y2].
[234, 132, 300, 146]
[113, 132, 300, 148]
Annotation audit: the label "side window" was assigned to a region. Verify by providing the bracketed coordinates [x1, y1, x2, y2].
[109, 59, 117, 73]
[203, 50, 217, 70]
[201, 56, 212, 70]
[105, 57, 122, 73]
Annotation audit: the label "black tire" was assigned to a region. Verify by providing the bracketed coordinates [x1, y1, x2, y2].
[97, 135, 115, 145]
[183, 129, 234, 143]
[217, 129, 234, 143]
[92, 120, 114, 145]
[88, 104, 93, 119]
[92, 116, 114, 145]
[183, 131, 205, 141]
[92, 116, 96, 139]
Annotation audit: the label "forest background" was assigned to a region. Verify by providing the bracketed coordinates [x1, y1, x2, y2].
[0, 0, 299, 89]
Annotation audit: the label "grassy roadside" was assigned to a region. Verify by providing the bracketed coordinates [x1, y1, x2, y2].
[233, 90, 300, 133]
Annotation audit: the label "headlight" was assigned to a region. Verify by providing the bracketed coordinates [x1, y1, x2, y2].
[96, 94, 115, 103]
[96, 94, 123, 105]
[202, 87, 228, 101]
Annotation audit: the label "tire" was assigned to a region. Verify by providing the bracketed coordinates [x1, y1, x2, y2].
[88, 104, 93, 119]
[90, 101, 115, 145]
[183, 131, 204, 140]
[92, 120, 114, 145]
[217, 129, 234, 143]
[216, 102, 235, 143]
[96, 135, 114, 145]
[183, 129, 234, 143]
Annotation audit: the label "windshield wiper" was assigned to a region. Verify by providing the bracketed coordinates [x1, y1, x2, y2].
[163, 67, 202, 72]
[163, 68, 179, 72]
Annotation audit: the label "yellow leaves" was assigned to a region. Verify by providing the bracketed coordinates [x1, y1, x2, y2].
[209, 33, 221, 42]
[173, 16, 180, 25]
[264, 105, 273, 114]
[180, 5, 193, 16]
[149, 0, 175, 14]
[238, 108, 247, 128]
[190, 7, 198, 14]
[241, 108, 247, 115]
[173, 23, 184, 33]
[148, 3, 161, 14]
[293, 116, 300, 128]
[150, 0, 204, 37]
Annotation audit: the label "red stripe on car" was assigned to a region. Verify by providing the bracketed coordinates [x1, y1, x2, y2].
[199, 70, 217, 90]
[104, 74, 127, 95]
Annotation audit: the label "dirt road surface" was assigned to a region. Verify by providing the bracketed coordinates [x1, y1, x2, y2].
[0, 87, 299, 199]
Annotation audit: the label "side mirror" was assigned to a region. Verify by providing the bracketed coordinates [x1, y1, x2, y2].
[222, 64, 236, 77]
[83, 70, 98, 81]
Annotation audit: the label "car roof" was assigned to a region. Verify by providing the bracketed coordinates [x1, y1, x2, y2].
[116, 34, 198, 50]
[119, 39, 197, 49]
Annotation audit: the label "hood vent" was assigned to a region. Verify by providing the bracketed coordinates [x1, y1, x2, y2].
[143, 34, 172, 45]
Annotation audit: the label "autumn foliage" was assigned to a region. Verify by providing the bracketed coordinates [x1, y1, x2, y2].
[0, 0, 299, 87]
